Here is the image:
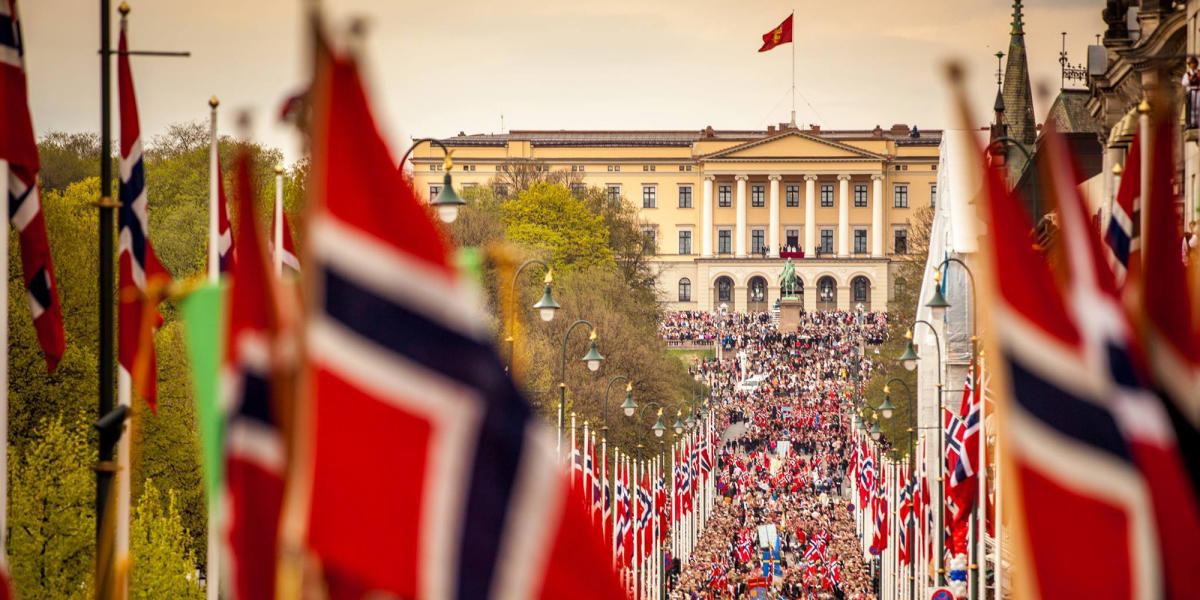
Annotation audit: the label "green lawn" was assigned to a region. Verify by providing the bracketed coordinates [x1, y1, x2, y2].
[668, 348, 716, 365]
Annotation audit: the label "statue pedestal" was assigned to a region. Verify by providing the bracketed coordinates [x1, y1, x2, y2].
[778, 297, 802, 333]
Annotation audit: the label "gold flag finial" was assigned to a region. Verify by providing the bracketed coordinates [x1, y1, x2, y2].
[118, 1, 130, 15]
[209, 96, 219, 108]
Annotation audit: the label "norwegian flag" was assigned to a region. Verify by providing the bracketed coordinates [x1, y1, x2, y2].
[1, 0, 64, 373]
[588, 442, 602, 521]
[602, 461, 612, 537]
[858, 453, 875, 508]
[948, 367, 980, 520]
[672, 446, 682, 523]
[736, 532, 753, 564]
[215, 160, 235, 274]
[571, 440, 583, 489]
[270, 208, 299, 274]
[898, 468, 913, 566]
[978, 111, 1200, 599]
[680, 441, 693, 515]
[295, 39, 621, 599]
[944, 409, 964, 475]
[116, 16, 172, 407]
[699, 435, 711, 478]
[637, 474, 652, 559]
[870, 468, 887, 554]
[1104, 133, 1140, 286]
[708, 561, 728, 591]
[221, 146, 286, 600]
[653, 468, 667, 543]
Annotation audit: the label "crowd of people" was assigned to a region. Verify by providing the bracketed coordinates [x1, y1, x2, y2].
[665, 311, 888, 600]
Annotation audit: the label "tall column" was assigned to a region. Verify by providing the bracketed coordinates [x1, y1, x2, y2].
[768, 175, 781, 258]
[735, 175, 748, 257]
[804, 175, 817, 256]
[837, 174, 851, 257]
[701, 175, 714, 257]
[871, 174, 885, 257]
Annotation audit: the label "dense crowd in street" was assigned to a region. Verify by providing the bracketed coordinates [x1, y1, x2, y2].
[665, 311, 888, 600]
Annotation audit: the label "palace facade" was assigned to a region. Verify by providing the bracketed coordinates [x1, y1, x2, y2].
[411, 123, 940, 313]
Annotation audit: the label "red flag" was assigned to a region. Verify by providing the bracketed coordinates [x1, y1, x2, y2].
[215, 162, 235, 274]
[1, 0, 65, 373]
[292, 36, 622, 600]
[222, 144, 286, 600]
[758, 14, 793, 53]
[116, 16, 172, 408]
[270, 207, 300, 274]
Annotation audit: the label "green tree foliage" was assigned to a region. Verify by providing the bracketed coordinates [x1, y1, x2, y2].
[129, 479, 204, 600]
[9, 413, 94, 600]
[36, 132, 103, 194]
[579, 187, 654, 288]
[502, 182, 613, 272]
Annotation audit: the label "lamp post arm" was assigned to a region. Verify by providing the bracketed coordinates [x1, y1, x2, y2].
[558, 319, 595, 453]
[603, 375, 631, 438]
[506, 258, 551, 368]
[936, 257, 979, 353]
[911, 319, 943, 391]
[399, 137, 454, 172]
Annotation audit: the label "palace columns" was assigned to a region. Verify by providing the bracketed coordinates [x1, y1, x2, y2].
[701, 175, 714, 257]
[735, 175, 748, 257]
[768, 175, 781, 258]
[837, 174, 851, 257]
[871, 174, 885, 257]
[804, 175, 817, 256]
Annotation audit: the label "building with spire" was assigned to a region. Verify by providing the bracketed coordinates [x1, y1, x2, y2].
[1001, 1, 1037, 183]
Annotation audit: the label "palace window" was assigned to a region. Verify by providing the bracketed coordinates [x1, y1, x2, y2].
[751, 185, 765, 208]
[853, 229, 867, 254]
[678, 278, 692, 302]
[493, 184, 509, 196]
[717, 277, 733, 302]
[718, 185, 732, 208]
[642, 228, 657, 253]
[678, 185, 693, 208]
[894, 229, 908, 254]
[854, 184, 868, 208]
[894, 184, 909, 208]
[607, 185, 621, 202]
[678, 231, 692, 255]
[642, 185, 657, 208]
[751, 229, 765, 254]
[820, 184, 834, 208]
[643, 164, 656, 172]
[786, 185, 800, 208]
[718, 230, 732, 254]
[930, 183, 937, 210]
[570, 183, 586, 196]
[820, 228, 834, 254]
[428, 184, 442, 199]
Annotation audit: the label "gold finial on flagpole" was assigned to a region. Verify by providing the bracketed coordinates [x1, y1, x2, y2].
[275, 164, 285, 175]
[209, 96, 219, 109]
[118, 1, 130, 16]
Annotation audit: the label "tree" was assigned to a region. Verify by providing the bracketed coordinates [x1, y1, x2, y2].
[129, 479, 204, 600]
[37, 132, 103, 194]
[9, 413, 94, 600]
[448, 185, 507, 249]
[502, 182, 614, 272]
[580, 187, 654, 290]
[889, 204, 935, 315]
[490, 159, 582, 196]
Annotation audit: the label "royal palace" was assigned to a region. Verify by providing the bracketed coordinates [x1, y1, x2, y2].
[411, 123, 940, 313]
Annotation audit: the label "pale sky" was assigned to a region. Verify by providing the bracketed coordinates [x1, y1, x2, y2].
[24, 0, 1099, 163]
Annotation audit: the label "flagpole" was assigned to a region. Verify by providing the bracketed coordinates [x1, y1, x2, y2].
[274, 164, 284, 277]
[570, 412, 577, 490]
[790, 9, 796, 127]
[1138, 98, 1150, 275]
[208, 98, 220, 281]
[0, 160, 9, 580]
[204, 96, 221, 600]
[612, 446, 619, 569]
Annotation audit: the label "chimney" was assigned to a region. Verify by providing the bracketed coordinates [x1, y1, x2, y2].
[767, 125, 776, 134]
[810, 124, 821, 133]
[890, 123, 909, 135]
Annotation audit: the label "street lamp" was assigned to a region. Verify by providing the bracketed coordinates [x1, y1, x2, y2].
[925, 269, 950, 322]
[899, 337, 920, 372]
[504, 259, 559, 371]
[672, 412, 685, 435]
[881, 377, 916, 600]
[603, 376, 632, 441]
[559, 320, 604, 451]
[652, 410, 667, 438]
[877, 389, 896, 420]
[398, 137, 465, 223]
[869, 421, 882, 441]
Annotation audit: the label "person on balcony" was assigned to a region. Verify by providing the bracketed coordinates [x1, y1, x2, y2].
[1183, 57, 1200, 129]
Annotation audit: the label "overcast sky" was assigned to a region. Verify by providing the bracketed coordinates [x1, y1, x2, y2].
[23, 0, 1099, 163]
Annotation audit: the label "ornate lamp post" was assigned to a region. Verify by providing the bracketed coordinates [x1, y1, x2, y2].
[558, 320, 604, 452]
[399, 137, 465, 223]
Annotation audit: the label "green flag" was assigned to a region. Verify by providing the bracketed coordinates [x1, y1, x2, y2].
[180, 282, 225, 504]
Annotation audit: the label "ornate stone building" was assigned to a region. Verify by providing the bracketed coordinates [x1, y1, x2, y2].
[411, 124, 940, 313]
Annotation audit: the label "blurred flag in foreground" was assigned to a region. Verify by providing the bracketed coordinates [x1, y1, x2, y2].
[284, 35, 623, 599]
[964, 65, 1200, 598]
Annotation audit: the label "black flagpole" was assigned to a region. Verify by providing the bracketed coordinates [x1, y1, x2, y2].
[94, 3, 188, 598]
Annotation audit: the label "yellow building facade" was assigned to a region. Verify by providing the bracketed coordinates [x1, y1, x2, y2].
[412, 124, 939, 313]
